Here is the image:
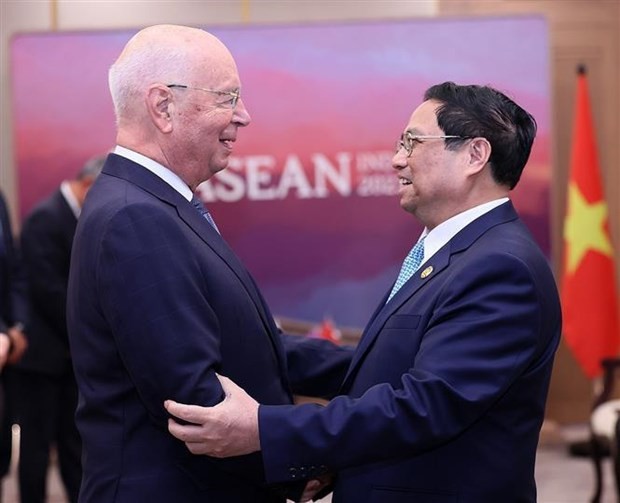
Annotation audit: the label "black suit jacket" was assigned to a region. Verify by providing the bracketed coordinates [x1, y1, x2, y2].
[0, 189, 29, 425]
[0, 190, 28, 334]
[19, 188, 77, 375]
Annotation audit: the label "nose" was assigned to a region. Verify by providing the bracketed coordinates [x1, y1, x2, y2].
[392, 148, 408, 171]
[233, 98, 251, 127]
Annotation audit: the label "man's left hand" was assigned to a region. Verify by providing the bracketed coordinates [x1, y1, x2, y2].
[7, 326, 27, 364]
[165, 373, 260, 457]
[0, 333, 10, 369]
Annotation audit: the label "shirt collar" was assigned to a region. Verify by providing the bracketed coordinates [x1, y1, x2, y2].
[60, 181, 81, 219]
[113, 145, 193, 202]
[418, 198, 510, 265]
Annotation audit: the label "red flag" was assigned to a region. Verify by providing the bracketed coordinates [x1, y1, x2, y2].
[561, 65, 620, 378]
[319, 318, 341, 343]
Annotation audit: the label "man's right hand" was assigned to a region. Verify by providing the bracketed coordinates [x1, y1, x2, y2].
[299, 475, 333, 502]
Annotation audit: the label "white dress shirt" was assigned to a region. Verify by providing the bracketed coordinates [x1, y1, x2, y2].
[414, 198, 510, 269]
[113, 145, 193, 202]
[60, 181, 81, 219]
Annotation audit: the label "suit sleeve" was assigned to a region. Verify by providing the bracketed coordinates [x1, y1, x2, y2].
[96, 203, 224, 426]
[0, 194, 29, 329]
[281, 333, 354, 399]
[259, 251, 556, 482]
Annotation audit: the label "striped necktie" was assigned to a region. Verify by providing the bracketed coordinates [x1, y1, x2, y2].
[387, 237, 426, 302]
[191, 196, 220, 234]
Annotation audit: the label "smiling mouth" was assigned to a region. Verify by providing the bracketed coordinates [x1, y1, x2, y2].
[399, 177, 412, 186]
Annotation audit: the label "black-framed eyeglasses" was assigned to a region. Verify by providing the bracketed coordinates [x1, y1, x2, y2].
[167, 84, 241, 108]
[395, 132, 467, 157]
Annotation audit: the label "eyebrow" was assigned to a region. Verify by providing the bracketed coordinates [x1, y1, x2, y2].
[404, 128, 425, 136]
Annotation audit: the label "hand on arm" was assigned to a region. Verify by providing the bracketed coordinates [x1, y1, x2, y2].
[298, 475, 333, 502]
[7, 325, 27, 364]
[165, 374, 261, 457]
[0, 333, 10, 369]
[166, 375, 332, 502]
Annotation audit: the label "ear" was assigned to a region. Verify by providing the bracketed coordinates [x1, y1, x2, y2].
[465, 137, 491, 175]
[146, 85, 174, 133]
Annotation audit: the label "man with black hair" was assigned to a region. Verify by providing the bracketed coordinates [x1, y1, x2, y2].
[167, 82, 562, 503]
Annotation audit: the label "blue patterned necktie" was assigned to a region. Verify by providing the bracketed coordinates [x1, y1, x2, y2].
[191, 196, 220, 234]
[387, 237, 426, 302]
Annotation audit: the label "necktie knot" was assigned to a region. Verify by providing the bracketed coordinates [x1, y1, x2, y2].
[191, 196, 220, 234]
[387, 237, 426, 302]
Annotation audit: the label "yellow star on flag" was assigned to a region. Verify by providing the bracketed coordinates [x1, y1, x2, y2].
[563, 182, 613, 275]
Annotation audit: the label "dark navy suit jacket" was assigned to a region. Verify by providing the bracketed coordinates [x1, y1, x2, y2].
[260, 202, 561, 503]
[19, 189, 77, 375]
[67, 154, 351, 502]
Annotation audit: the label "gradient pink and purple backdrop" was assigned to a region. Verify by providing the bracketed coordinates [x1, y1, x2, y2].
[10, 17, 550, 328]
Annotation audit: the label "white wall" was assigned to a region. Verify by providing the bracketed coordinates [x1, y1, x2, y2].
[0, 0, 437, 223]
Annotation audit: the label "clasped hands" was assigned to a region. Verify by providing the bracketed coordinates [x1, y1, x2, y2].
[165, 374, 330, 502]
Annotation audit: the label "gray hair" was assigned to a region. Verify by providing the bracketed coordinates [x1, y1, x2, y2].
[77, 155, 106, 181]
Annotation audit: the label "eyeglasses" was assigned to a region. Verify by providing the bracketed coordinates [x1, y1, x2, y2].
[167, 84, 241, 108]
[395, 132, 466, 157]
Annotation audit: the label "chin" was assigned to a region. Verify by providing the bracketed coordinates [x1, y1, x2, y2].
[210, 161, 229, 175]
[399, 200, 416, 215]
[214, 154, 232, 171]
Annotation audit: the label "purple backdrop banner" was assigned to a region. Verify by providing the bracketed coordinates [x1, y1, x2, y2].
[10, 17, 551, 328]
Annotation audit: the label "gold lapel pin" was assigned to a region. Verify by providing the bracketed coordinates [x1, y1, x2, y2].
[420, 266, 434, 279]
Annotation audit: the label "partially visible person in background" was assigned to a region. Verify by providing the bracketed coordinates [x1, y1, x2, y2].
[14, 155, 105, 503]
[0, 190, 29, 498]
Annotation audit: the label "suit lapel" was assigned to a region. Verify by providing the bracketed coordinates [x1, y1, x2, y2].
[102, 156, 287, 372]
[340, 201, 520, 391]
[340, 245, 452, 391]
[175, 202, 279, 336]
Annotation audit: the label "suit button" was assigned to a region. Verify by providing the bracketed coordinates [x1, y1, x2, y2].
[289, 467, 297, 479]
[319, 465, 328, 474]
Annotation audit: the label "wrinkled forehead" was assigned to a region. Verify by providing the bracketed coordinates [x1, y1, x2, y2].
[404, 99, 443, 135]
